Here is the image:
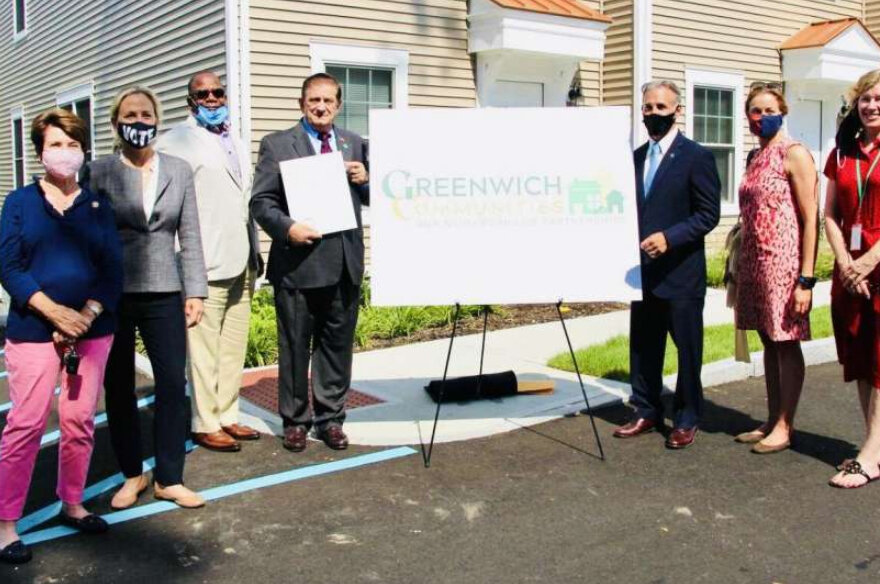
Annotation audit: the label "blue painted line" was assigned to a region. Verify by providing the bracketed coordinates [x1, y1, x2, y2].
[0, 371, 7, 379]
[17, 441, 197, 534]
[21, 446, 417, 546]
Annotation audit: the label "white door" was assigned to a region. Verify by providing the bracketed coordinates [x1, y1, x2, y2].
[493, 81, 544, 107]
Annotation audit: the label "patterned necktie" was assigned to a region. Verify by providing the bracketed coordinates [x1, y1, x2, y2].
[319, 132, 333, 154]
[643, 141, 661, 198]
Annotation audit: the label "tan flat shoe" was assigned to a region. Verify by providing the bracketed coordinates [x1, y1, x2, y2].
[153, 483, 205, 509]
[734, 430, 766, 444]
[110, 474, 149, 510]
[751, 440, 790, 454]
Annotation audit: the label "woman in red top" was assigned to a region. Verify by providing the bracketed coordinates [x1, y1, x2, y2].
[826, 69, 880, 488]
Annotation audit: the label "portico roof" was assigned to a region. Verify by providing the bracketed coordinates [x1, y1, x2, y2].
[780, 18, 878, 50]
[489, 0, 612, 23]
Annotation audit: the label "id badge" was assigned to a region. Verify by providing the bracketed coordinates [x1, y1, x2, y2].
[851, 224, 863, 251]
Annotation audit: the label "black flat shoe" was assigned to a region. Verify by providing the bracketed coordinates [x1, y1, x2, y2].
[0, 540, 32, 564]
[59, 512, 109, 534]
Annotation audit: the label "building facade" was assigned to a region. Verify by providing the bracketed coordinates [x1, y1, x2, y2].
[2, 0, 880, 254]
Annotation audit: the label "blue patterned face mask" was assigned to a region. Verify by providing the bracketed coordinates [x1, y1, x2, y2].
[749, 114, 784, 138]
[194, 105, 229, 128]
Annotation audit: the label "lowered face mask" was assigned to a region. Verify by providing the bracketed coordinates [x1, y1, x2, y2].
[194, 105, 229, 128]
[117, 121, 157, 149]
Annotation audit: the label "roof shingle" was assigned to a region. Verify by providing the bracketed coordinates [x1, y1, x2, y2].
[489, 0, 612, 23]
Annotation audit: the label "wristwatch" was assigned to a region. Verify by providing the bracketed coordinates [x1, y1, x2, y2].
[797, 275, 817, 290]
[85, 301, 104, 318]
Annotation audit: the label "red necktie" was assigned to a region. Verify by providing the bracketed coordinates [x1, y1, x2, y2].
[319, 132, 333, 154]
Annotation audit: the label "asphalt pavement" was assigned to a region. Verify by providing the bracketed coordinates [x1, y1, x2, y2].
[1, 361, 878, 584]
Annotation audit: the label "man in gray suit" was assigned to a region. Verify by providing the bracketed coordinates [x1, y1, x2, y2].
[251, 72, 369, 452]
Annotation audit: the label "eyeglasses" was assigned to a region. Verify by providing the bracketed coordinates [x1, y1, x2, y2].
[190, 88, 226, 100]
[749, 81, 783, 92]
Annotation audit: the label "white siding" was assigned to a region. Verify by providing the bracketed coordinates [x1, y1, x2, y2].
[0, 0, 226, 202]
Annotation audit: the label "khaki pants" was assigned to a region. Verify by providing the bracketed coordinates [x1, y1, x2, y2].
[189, 268, 255, 433]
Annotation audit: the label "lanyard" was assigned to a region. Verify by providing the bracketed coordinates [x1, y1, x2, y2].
[856, 149, 880, 209]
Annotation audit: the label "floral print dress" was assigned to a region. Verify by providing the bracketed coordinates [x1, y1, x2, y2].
[735, 138, 810, 341]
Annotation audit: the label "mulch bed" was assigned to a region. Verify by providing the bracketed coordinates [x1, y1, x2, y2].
[356, 302, 627, 352]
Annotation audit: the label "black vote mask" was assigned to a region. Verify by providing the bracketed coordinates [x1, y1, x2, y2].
[642, 113, 676, 139]
[117, 121, 157, 149]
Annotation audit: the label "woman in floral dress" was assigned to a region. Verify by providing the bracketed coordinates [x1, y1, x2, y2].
[734, 84, 819, 454]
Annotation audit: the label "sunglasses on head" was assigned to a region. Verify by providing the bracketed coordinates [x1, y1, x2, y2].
[749, 81, 783, 91]
[190, 88, 226, 100]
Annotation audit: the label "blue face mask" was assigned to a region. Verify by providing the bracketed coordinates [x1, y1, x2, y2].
[194, 105, 229, 128]
[751, 114, 784, 138]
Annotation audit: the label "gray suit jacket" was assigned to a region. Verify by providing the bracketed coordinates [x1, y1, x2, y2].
[250, 122, 369, 289]
[82, 153, 209, 298]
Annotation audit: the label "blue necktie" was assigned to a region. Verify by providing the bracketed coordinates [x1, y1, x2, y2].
[643, 141, 661, 197]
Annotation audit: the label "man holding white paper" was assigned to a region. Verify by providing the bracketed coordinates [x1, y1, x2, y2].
[250, 72, 369, 452]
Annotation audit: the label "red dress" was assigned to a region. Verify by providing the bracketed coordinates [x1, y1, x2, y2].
[826, 143, 880, 386]
[736, 138, 810, 341]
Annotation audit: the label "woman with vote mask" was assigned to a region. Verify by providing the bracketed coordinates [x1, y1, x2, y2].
[733, 83, 818, 455]
[82, 87, 208, 508]
[825, 69, 880, 488]
[0, 109, 122, 564]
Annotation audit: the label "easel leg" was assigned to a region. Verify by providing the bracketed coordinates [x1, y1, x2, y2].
[476, 305, 489, 397]
[556, 301, 606, 461]
[422, 303, 462, 468]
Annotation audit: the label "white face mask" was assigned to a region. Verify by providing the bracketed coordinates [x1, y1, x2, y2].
[41, 148, 84, 179]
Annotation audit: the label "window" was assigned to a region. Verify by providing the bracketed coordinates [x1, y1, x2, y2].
[10, 107, 24, 189]
[325, 65, 392, 136]
[57, 84, 94, 160]
[310, 42, 408, 136]
[13, 0, 26, 37]
[693, 87, 735, 203]
[685, 69, 744, 214]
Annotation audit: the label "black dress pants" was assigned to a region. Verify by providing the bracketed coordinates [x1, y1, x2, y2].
[629, 293, 705, 429]
[274, 275, 360, 431]
[104, 292, 188, 485]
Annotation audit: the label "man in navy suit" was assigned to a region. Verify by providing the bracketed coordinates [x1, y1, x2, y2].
[613, 80, 721, 449]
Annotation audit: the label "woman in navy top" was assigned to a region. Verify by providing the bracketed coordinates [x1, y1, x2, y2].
[0, 109, 122, 564]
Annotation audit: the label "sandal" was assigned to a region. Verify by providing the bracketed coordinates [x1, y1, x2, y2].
[830, 460, 880, 489]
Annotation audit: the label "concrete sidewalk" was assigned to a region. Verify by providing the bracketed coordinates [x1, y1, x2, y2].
[240, 283, 835, 447]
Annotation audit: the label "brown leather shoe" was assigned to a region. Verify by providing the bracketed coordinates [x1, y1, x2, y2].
[316, 425, 349, 450]
[283, 426, 308, 452]
[666, 427, 698, 449]
[193, 430, 241, 452]
[613, 418, 659, 438]
[222, 423, 261, 441]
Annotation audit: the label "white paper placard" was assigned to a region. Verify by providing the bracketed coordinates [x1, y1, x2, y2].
[369, 106, 643, 307]
[279, 151, 357, 235]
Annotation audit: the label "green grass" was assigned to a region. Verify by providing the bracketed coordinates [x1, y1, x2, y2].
[244, 279, 489, 367]
[547, 305, 832, 381]
[706, 247, 835, 289]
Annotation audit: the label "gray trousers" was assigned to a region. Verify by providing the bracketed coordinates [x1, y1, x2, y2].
[274, 276, 360, 430]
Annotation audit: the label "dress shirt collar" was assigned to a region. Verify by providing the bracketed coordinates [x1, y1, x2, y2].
[650, 127, 679, 155]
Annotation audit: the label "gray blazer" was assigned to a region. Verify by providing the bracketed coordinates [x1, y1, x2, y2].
[250, 122, 369, 289]
[82, 153, 208, 298]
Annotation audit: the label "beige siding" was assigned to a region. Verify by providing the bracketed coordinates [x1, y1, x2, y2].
[249, 0, 476, 155]
[867, 0, 880, 39]
[573, 0, 603, 106]
[601, 0, 634, 107]
[0, 0, 226, 201]
[652, 0, 863, 250]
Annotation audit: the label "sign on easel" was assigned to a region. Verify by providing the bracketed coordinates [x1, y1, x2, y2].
[368, 106, 642, 307]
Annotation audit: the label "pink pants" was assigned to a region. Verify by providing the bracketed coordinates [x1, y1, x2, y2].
[0, 335, 113, 521]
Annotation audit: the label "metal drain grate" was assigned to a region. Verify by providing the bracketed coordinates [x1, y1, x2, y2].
[240, 368, 385, 414]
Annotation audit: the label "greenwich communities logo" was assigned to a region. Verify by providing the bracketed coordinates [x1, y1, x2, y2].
[381, 170, 625, 220]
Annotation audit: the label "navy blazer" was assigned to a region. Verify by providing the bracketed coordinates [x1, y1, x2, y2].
[634, 132, 721, 299]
